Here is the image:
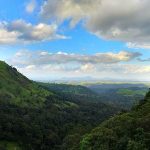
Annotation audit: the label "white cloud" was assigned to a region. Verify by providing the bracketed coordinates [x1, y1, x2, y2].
[40, 0, 150, 48]
[13, 60, 150, 81]
[7, 49, 147, 80]
[10, 50, 141, 67]
[26, 65, 36, 70]
[80, 63, 95, 72]
[0, 20, 67, 44]
[26, 0, 37, 13]
[0, 22, 20, 44]
[127, 42, 150, 49]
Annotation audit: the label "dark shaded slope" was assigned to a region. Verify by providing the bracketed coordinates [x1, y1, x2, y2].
[79, 91, 150, 150]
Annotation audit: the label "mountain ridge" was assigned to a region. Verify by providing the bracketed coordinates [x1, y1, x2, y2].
[0, 61, 52, 107]
[0, 61, 119, 150]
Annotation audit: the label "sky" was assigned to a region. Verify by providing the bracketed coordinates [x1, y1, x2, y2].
[0, 0, 150, 81]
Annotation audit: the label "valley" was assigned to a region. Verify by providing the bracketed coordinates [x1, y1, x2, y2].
[0, 61, 119, 150]
[0, 61, 149, 150]
[1, 1, 150, 149]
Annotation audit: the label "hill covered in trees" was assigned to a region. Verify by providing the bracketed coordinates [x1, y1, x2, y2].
[0, 60, 149, 150]
[0, 61, 119, 150]
[38, 82, 104, 104]
[79, 91, 150, 150]
[87, 83, 148, 109]
[0, 60, 52, 107]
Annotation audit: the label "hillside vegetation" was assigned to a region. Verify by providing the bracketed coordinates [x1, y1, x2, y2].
[0, 61, 51, 107]
[0, 61, 119, 150]
[79, 92, 150, 150]
[87, 84, 148, 109]
[1, 61, 149, 150]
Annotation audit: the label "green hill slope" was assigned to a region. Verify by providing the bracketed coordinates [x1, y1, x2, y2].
[38, 82, 104, 104]
[80, 91, 150, 150]
[0, 61, 52, 107]
[39, 83, 97, 95]
[87, 83, 148, 109]
[0, 61, 119, 150]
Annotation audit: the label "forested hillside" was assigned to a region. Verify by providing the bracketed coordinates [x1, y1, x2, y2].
[0, 61, 119, 150]
[0, 60, 52, 107]
[79, 91, 150, 150]
[38, 83, 104, 104]
[87, 84, 148, 109]
[1, 61, 149, 150]
[39, 83, 97, 96]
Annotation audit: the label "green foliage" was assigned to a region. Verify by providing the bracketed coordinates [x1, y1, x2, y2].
[117, 88, 147, 96]
[0, 61, 119, 150]
[79, 92, 150, 150]
[2, 61, 149, 150]
[88, 84, 148, 109]
[39, 83, 97, 96]
[0, 141, 22, 150]
[0, 61, 52, 107]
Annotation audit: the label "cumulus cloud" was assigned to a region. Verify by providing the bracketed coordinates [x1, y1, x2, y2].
[9, 50, 141, 67]
[40, 0, 100, 27]
[40, 0, 150, 48]
[0, 20, 67, 44]
[7, 49, 147, 80]
[26, 0, 37, 13]
[0, 22, 20, 44]
[10, 59, 150, 81]
[127, 42, 150, 49]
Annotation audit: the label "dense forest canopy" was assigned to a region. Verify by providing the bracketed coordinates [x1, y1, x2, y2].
[0, 61, 149, 150]
[86, 84, 148, 109]
[0, 61, 119, 150]
[79, 92, 150, 150]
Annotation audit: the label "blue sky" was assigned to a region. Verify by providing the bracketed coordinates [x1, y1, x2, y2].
[0, 0, 150, 81]
[0, 2, 127, 55]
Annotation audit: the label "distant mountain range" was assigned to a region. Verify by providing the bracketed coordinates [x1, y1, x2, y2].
[37, 76, 150, 84]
